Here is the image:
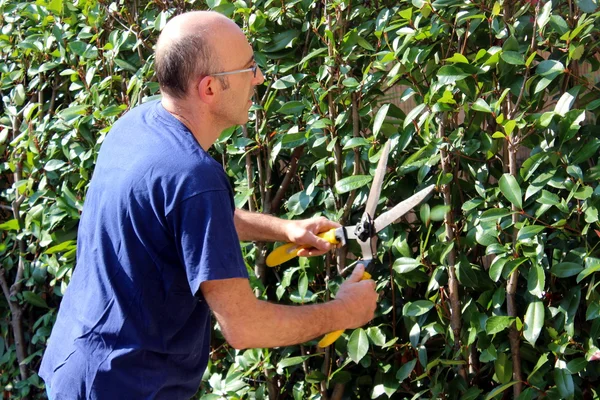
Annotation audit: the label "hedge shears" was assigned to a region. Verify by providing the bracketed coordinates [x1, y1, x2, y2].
[266, 140, 435, 348]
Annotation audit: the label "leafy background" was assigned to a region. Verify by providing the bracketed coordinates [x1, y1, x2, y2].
[2, 0, 600, 398]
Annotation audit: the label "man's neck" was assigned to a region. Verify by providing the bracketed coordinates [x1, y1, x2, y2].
[161, 96, 220, 151]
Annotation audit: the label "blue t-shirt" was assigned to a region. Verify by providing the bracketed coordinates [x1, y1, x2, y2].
[39, 100, 248, 399]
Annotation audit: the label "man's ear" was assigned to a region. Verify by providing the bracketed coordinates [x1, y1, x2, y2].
[197, 75, 217, 104]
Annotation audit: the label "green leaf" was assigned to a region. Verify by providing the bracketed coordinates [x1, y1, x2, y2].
[342, 77, 360, 88]
[483, 381, 518, 400]
[356, 35, 374, 51]
[403, 103, 426, 128]
[272, 74, 307, 89]
[420, 203, 430, 224]
[403, 300, 434, 317]
[343, 137, 370, 149]
[537, 190, 560, 206]
[45, 159, 66, 171]
[114, 58, 138, 73]
[298, 272, 308, 300]
[22, 291, 48, 308]
[501, 51, 525, 65]
[348, 328, 369, 364]
[572, 138, 600, 164]
[566, 358, 587, 374]
[472, 98, 492, 113]
[495, 352, 513, 384]
[57, 105, 89, 121]
[430, 205, 450, 222]
[287, 190, 316, 216]
[437, 65, 470, 85]
[480, 208, 511, 222]
[335, 175, 372, 194]
[537, 0, 552, 28]
[0, 219, 20, 231]
[586, 301, 600, 321]
[499, 174, 522, 209]
[278, 101, 305, 115]
[554, 86, 581, 117]
[554, 365, 575, 399]
[489, 256, 508, 282]
[278, 356, 309, 369]
[576, 261, 600, 283]
[366, 326, 386, 346]
[577, 0, 600, 13]
[396, 359, 417, 382]
[517, 225, 545, 242]
[551, 262, 583, 278]
[36, 0, 64, 14]
[524, 301, 544, 346]
[393, 257, 421, 274]
[44, 240, 76, 255]
[264, 30, 300, 52]
[536, 60, 565, 77]
[527, 265, 545, 297]
[372, 104, 390, 138]
[485, 316, 514, 335]
[528, 353, 549, 380]
[444, 53, 469, 63]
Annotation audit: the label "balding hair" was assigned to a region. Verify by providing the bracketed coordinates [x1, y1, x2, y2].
[155, 12, 228, 98]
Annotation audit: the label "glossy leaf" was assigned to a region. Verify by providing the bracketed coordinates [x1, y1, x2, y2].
[403, 300, 435, 317]
[348, 328, 369, 364]
[524, 301, 544, 346]
[486, 316, 514, 335]
[334, 175, 372, 194]
[372, 104, 390, 138]
[499, 174, 522, 209]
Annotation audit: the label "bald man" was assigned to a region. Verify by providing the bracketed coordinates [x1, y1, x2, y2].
[39, 11, 377, 399]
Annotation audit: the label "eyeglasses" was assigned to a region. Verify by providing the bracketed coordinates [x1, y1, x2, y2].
[212, 63, 258, 78]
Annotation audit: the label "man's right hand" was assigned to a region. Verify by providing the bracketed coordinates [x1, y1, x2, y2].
[334, 264, 378, 329]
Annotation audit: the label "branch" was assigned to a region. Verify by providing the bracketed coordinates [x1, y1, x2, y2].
[271, 145, 304, 213]
[0, 269, 28, 384]
[506, 135, 523, 396]
[242, 125, 256, 212]
[438, 113, 467, 382]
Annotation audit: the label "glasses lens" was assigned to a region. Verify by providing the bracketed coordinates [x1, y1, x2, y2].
[252, 64, 257, 78]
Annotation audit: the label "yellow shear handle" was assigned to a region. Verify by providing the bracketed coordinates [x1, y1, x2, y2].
[266, 229, 339, 267]
[318, 271, 372, 348]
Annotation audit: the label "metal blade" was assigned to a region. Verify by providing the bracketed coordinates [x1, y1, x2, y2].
[374, 185, 436, 232]
[343, 226, 357, 240]
[364, 141, 391, 218]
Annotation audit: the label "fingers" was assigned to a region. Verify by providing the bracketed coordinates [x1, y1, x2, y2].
[313, 216, 341, 230]
[347, 264, 366, 283]
[296, 247, 329, 257]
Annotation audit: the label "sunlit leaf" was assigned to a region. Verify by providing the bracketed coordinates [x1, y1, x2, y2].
[348, 328, 369, 364]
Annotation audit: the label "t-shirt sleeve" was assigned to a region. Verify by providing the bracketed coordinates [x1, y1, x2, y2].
[168, 190, 249, 295]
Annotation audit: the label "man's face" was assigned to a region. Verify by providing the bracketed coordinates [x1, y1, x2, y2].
[213, 30, 264, 126]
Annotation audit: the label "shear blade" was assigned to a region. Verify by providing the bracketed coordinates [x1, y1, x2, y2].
[374, 185, 436, 233]
[364, 141, 391, 219]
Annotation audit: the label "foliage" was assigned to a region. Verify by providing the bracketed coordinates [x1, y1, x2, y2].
[2, 0, 600, 399]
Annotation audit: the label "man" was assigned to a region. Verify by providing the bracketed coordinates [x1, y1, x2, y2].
[39, 11, 377, 399]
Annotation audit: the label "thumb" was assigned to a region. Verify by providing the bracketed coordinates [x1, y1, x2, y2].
[347, 264, 366, 283]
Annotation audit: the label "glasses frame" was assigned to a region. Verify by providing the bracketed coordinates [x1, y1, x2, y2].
[212, 63, 258, 78]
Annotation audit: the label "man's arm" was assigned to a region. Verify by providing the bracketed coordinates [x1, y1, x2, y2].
[201, 264, 377, 349]
[234, 209, 341, 257]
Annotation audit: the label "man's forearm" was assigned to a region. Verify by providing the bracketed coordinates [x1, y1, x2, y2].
[201, 268, 376, 350]
[219, 298, 347, 349]
[234, 208, 290, 242]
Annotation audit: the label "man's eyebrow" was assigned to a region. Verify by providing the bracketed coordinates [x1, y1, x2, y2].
[246, 55, 255, 66]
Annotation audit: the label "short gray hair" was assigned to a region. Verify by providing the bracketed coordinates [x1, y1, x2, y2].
[156, 32, 228, 99]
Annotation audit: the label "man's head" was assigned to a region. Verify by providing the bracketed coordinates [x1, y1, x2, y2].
[156, 11, 264, 129]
